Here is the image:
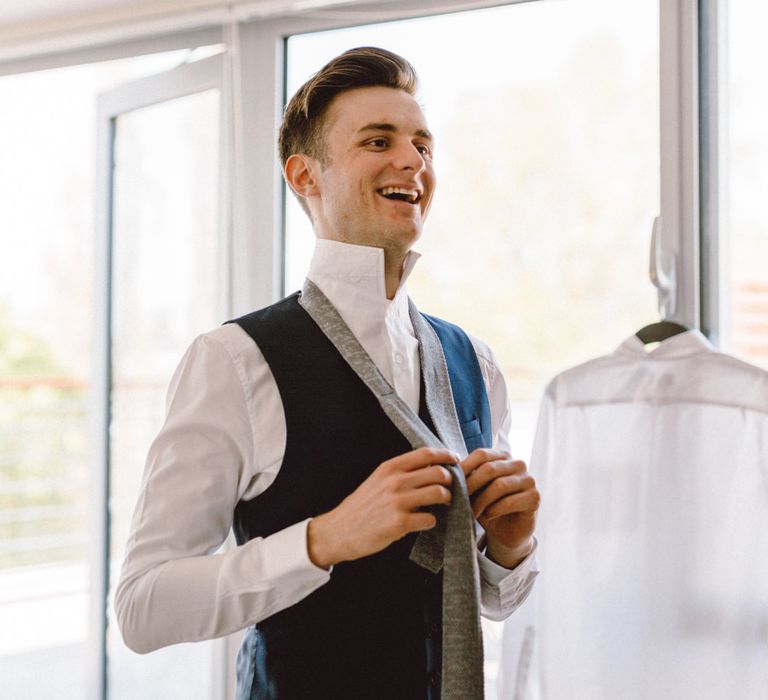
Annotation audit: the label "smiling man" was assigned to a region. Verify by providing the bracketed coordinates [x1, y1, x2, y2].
[284, 85, 436, 288]
[115, 47, 539, 700]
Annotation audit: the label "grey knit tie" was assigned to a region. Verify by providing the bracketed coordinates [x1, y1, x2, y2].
[299, 280, 485, 700]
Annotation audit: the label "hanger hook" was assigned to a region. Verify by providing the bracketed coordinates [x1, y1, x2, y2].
[650, 216, 677, 320]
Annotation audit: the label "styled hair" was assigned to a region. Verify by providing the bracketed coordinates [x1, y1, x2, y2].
[278, 46, 419, 169]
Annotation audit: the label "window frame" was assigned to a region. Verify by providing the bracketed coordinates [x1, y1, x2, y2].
[698, 0, 725, 345]
[94, 53, 228, 700]
[0, 1, 709, 698]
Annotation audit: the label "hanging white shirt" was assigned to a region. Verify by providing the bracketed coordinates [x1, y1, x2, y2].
[500, 329, 768, 700]
[115, 239, 538, 654]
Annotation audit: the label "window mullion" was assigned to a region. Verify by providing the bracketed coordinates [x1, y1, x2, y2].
[659, 0, 701, 328]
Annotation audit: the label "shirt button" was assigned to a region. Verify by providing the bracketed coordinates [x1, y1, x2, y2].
[428, 670, 442, 687]
[348, 273, 360, 283]
[394, 353, 404, 365]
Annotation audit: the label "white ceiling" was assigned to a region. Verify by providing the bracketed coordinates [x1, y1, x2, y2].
[0, 0, 382, 62]
[0, 0, 367, 27]
[0, 0, 254, 64]
[0, 0, 134, 26]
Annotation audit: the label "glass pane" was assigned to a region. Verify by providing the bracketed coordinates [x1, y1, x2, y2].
[0, 50, 192, 700]
[285, 0, 659, 693]
[108, 89, 221, 699]
[724, 1, 768, 367]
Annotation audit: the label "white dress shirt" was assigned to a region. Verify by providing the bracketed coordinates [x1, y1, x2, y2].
[499, 329, 768, 700]
[115, 239, 538, 654]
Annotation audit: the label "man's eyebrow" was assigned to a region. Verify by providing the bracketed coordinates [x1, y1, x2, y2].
[356, 123, 434, 141]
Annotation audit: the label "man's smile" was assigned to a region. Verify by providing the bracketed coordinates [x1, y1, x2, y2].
[377, 185, 422, 204]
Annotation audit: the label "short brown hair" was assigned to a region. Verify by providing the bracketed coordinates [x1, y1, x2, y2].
[278, 46, 419, 168]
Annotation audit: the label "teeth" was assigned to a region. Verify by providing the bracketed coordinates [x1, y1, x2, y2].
[379, 186, 419, 203]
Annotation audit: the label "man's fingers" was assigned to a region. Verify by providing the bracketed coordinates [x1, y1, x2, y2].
[400, 464, 452, 490]
[401, 483, 452, 511]
[472, 474, 538, 518]
[383, 447, 460, 473]
[459, 448, 512, 476]
[481, 490, 541, 521]
[471, 473, 536, 518]
[465, 458, 527, 496]
[407, 512, 439, 532]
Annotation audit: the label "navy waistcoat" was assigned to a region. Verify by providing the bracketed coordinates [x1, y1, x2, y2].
[228, 292, 491, 700]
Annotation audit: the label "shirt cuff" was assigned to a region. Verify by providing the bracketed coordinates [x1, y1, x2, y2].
[477, 536, 539, 621]
[260, 518, 332, 587]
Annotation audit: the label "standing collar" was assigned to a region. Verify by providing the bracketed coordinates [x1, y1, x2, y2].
[306, 239, 420, 320]
[615, 329, 717, 359]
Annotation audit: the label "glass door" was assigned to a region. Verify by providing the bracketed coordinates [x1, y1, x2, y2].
[94, 53, 227, 700]
[283, 1, 660, 694]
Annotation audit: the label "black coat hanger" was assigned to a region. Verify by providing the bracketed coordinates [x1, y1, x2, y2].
[634, 320, 688, 344]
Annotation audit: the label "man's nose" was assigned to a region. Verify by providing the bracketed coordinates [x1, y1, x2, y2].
[392, 142, 426, 172]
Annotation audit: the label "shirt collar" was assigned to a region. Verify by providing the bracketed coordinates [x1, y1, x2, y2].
[615, 328, 716, 360]
[306, 239, 420, 322]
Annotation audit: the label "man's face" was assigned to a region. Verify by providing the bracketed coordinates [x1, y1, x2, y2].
[308, 86, 436, 254]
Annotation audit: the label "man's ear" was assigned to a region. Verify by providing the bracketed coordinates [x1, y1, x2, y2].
[284, 154, 321, 200]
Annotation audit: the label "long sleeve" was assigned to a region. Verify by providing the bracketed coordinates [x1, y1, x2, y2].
[472, 339, 539, 621]
[114, 333, 330, 653]
[116, 242, 540, 652]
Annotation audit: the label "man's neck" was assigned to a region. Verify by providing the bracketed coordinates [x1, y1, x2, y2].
[383, 250, 408, 300]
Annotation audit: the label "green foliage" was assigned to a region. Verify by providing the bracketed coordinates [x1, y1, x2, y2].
[0, 303, 63, 377]
[0, 303, 87, 569]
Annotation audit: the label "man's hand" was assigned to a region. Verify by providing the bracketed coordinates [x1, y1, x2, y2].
[461, 449, 540, 569]
[307, 447, 459, 570]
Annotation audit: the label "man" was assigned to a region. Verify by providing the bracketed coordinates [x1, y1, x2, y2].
[116, 47, 539, 699]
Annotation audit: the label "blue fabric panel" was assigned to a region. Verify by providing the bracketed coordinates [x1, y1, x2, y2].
[421, 313, 493, 453]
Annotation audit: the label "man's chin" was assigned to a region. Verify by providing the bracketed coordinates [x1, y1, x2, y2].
[381, 226, 422, 251]
[387, 217, 423, 239]
[341, 220, 423, 252]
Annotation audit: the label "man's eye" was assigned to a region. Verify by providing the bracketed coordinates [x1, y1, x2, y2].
[416, 144, 432, 157]
[368, 138, 388, 148]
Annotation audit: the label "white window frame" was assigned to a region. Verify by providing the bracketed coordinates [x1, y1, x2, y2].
[659, 0, 701, 329]
[698, 0, 725, 344]
[0, 1, 708, 697]
[93, 53, 228, 700]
